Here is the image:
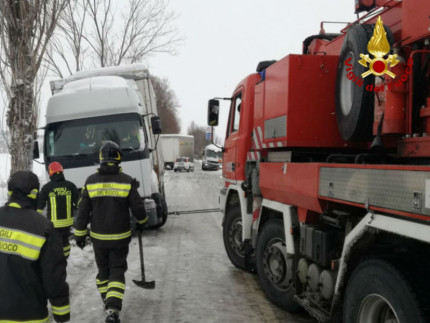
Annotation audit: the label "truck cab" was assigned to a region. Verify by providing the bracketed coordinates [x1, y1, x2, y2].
[45, 66, 168, 228]
[202, 144, 224, 171]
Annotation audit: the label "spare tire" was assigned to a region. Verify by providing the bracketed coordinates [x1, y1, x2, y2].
[335, 24, 376, 141]
[336, 24, 394, 141]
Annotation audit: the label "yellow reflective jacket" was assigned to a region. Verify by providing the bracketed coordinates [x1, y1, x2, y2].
[0, 199, 70, 322]
[75, 164, 147, 247]
[37, 173, 79, 228]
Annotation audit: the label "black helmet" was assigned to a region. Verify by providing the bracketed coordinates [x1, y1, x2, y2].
[8, 171, 40, 200]
[99, 141, 122, 164]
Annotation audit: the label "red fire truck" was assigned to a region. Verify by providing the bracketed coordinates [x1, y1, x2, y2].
[208, 1, 430, 322]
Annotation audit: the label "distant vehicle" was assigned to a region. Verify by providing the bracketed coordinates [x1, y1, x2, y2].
[174, 157, 193, 172]
[159, 134, 194, 170]
[202, 144, 222, 170]
[40, 65, 168, 229]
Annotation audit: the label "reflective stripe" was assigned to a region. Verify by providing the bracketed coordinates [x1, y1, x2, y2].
[66, 194, 71, 219]
[96, 279, 109, 285]
[90, 231, 131, 240]
[98, 286, 108, 293]
[108, 281, 125, 290]
[87, 182, 131, 198]
[37, 209, 43, 214]
[27, 189, 38, 199]
[137, 217, 148, 224]
[52, 304, 70, 315]
[74, 229, 87, 237]
[63, 245, 71, 251]
[52, 218, 73, 228]
[106, 291, 124, 300]
[8, 203, 21, 208]
[0, 226, 46, 261]
[0, 316, 49, 323]
[50, 196, 57, 222]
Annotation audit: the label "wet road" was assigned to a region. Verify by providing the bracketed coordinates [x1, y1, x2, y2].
[121, 162, 316, 323]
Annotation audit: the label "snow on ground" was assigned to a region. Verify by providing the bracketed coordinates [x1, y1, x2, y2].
[0, 153, 48, 205]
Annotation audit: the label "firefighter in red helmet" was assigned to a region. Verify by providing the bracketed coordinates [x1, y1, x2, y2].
[0, 171, 70, 322]
[75, 141, 148, 323]
[37, 162, 79, 259]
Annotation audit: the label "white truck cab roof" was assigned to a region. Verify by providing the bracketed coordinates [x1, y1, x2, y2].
[46, 76, 141, 124]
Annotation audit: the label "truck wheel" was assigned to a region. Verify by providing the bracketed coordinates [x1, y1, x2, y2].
[145, 194, 168, 230]
[223, 205, 248, 271]
[343, 259, 427, 323]
[256, 219, 300, 312]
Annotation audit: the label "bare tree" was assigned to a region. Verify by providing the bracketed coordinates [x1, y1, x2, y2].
[151, 75, 181, 134]
[46, 0, 181, 75]
[187, 121, 207, 158]
[45, 0, 88, 77]
[0, 0, 69, 173]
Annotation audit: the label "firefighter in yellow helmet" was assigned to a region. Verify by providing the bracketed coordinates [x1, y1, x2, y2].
[0, 171, 70, 322]
[37, 162, 79, 259]
[74, 141, 148, 323]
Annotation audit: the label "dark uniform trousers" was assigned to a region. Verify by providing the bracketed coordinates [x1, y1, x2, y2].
[57, 227, 72, 259]
[94, 242, 129, 310]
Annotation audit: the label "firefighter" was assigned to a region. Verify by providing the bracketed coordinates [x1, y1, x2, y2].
[37, 161, 79, 259]
[74, 141, 148, 323]
[0, 171, 70, 322]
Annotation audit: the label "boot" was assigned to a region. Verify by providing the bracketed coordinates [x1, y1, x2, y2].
[105, 308, 120, 323]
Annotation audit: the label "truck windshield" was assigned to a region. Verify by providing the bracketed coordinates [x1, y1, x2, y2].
[45, 113, 146, 158]
[206, 150, 219, 158]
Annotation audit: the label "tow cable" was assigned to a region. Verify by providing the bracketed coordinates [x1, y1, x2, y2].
[168, 208, 222, 216]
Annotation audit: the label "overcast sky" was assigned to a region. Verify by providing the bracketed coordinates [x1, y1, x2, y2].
[147, 0, 357, 140]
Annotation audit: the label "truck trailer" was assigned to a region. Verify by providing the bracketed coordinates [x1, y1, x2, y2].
[159, 134, 194, 169]
[208, 1, 430, 322]
[42, 64, 168, 228]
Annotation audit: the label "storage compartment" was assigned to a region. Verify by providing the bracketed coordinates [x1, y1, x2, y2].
[259, 54, 348, 148]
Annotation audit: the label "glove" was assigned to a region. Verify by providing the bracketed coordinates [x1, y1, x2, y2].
[76, 239, 86, 249]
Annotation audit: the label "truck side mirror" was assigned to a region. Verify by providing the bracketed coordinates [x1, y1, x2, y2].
[151, 116, 162, 135]
[33, 141, 40, 159]
[207, 99, 219, 126]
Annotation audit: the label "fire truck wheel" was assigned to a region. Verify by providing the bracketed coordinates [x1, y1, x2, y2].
[223, 205, 248, 271]
[256, 219, 300, 312]
[343, 259, 426, 323]
[335, 24, 375, 141]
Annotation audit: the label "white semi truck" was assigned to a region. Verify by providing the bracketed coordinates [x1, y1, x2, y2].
[202, 144, 222, 170]
[41, 64, 168, 228]
[159, 134, 194, 169]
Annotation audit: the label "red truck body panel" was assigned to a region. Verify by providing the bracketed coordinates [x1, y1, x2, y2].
[254, 55, 348, 148]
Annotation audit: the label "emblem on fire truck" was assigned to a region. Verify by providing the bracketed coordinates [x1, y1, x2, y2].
[358, 16, 399, 78]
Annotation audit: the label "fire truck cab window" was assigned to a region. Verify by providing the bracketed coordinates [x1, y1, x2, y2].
[232, 93, 242, 133]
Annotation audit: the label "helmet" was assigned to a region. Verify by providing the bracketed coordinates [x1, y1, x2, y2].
[99, 141, 122, 164]
[48, 162, 64, 176]
[8, 171, 40, 200]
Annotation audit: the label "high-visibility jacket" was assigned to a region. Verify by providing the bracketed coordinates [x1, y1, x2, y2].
[75, 164, 147, 247]
[0, 199, 70, 322]
[37, 173, 79, 228]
